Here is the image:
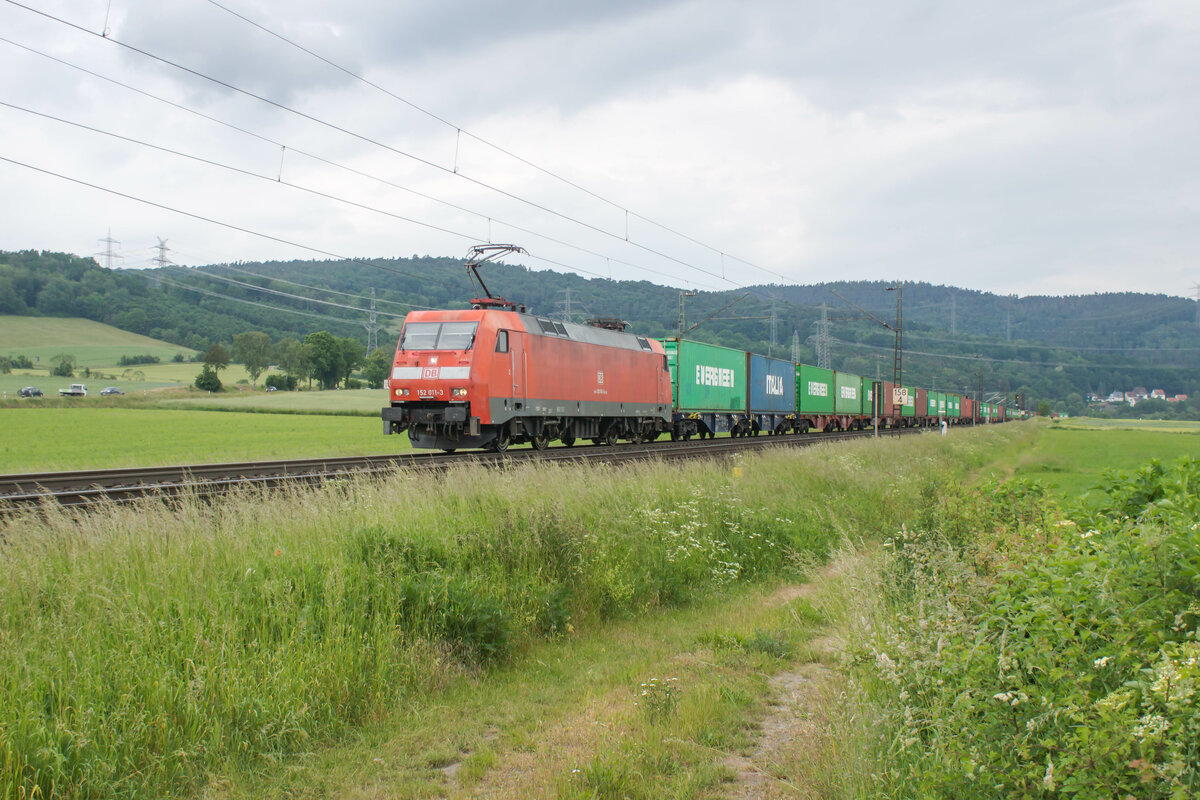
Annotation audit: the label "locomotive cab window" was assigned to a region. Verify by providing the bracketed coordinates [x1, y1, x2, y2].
[495, 330, 508, 353]
[400, 321, 478, 351]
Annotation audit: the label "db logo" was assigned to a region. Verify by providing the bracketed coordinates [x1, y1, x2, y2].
[422, 367, 440, 379]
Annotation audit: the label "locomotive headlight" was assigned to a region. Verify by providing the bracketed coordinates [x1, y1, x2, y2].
[397, 388, 409, 396]
[452, 387, 468, 397]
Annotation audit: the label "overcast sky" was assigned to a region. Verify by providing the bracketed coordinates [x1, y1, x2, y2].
[1, 0, 1197, 298]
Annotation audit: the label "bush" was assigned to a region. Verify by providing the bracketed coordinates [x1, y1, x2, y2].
[117, 354, 160, 366]
[50, 354, 75, 377]
[264, 373, 297, 391]
[194, 364, 222, 392]
[856, 459, 1200, 798]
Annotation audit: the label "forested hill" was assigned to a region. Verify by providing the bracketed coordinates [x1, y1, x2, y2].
[3, 249, 1199, 410]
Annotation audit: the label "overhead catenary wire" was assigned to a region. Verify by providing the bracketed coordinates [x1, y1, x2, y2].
[0, 35, 723, 293]
[202, 0, 793, 285]
[0, 153, 480, 289]
[4, 0, 748, 293]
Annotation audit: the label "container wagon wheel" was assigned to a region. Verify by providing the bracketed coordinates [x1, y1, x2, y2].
[531, 433, 549, 450]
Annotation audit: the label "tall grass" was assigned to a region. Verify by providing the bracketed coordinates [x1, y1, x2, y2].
[0, 426, 1022, 798]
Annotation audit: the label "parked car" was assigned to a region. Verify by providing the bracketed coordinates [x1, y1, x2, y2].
[265, 385, 278, 392]
[100, 386, 125, 396]
[18, 386, 43, 398]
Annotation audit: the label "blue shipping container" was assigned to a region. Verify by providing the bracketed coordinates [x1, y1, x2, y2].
[748, 354, 797, 413]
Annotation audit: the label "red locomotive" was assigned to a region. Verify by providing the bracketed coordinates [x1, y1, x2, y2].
[382, 246, 672, 452]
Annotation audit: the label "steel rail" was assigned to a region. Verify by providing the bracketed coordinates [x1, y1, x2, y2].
[0, 427, 925, 511]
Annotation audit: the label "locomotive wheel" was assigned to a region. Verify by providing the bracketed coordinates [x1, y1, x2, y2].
[603, 427, 619, 446]
[561, 436, 576, 447]
[489, 427, 511, 453]
[442, 448, 457, 453]
[530, 433, 549, 450]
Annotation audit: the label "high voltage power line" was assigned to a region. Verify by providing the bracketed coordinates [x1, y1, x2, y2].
[835, 339, 1199, 371]
[155, 276, 378, 327]
[209, 263, 430, 313]
[164, 267, 412, 318]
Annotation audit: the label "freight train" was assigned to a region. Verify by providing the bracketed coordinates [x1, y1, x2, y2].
[381, 246, 1015, 452]
[380, 309, 1016, 452]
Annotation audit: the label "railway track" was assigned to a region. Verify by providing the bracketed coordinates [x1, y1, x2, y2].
[0, 427, 924, 510]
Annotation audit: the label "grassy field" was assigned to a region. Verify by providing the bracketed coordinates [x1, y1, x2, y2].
[0, 423, 1020, 800]
[4, 420, 1195, 798]
[1007, 417, 1200, 497]
[0, 315, 194, 367]
[0, 408, 405, 472]
[0, 315, 210, 396]
[159, 387, 383, 414]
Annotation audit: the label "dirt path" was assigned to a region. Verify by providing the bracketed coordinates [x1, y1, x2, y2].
[440, 570, 848, 800]
[721, 578, 843, 799]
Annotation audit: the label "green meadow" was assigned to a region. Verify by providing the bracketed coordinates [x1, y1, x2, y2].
[1010, 417, 1200, 497]
[0, 408, 405, 472]
[0, 421, 1016, 800]
[0, 315, 193, 368]
[159, 387, 383, 415]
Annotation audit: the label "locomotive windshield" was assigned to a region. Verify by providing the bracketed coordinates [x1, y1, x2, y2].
[400, 321, 478, 351]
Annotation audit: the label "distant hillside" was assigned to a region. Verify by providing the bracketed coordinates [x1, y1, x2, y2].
[0, 315, 193, 367]
[3, 249, 1199, 413]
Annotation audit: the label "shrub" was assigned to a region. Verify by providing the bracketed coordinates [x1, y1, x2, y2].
[856, 459, 1200, 798]
[264, 373, 297, 391]
[117, 354, 160, 366]
[194, 364, 222, 392]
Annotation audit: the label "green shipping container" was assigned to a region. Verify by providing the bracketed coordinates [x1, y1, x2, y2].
[902, 386, 916, 417]
[834, 371, 863, 415]
[664, 338, 747, 412]
[948, 394, 960, 416]
[798, 364, 835, 414]
[862, 381, 875, 416]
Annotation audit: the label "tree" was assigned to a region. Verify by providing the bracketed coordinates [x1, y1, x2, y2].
[336, 336, 365, 388]
[194, 364, 222, 392]
[1037, 400, 1052, 417]
[202, 343, 231, 374]
[232, 331, 273, 388]
[361, 347, 392, 388]
[276, 338, 312, 387]
[50, 353, 76, 377]
[304, 331, 343, 389]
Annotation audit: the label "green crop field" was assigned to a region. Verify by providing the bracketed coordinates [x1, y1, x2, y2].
[1009, 418, 1200, 498]
[0, 408, 406, 472]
